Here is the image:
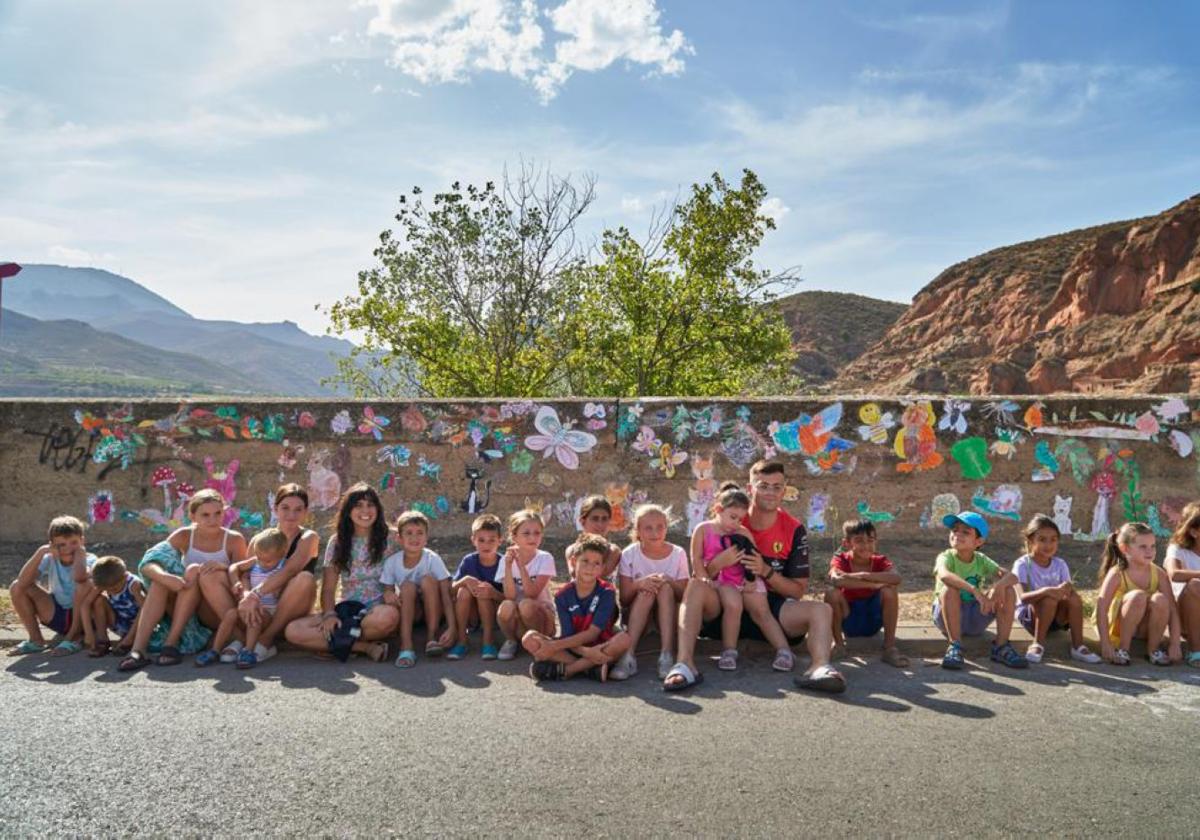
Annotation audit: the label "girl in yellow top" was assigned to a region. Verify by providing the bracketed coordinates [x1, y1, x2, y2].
[1095, 522, 1182, 666]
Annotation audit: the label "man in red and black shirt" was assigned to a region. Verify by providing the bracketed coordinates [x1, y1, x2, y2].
[664, 460, 845, 693]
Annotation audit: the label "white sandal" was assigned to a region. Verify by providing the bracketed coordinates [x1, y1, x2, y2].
[1025, 643, 1044, 664]
[717, 648, 738, 671]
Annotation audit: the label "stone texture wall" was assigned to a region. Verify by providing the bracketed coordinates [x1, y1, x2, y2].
[2, 396, 1197, 581]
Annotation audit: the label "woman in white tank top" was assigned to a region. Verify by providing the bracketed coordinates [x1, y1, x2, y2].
[156, 489, 247, 664]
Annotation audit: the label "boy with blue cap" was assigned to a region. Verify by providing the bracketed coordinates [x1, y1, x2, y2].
[933, 511, 1026, 669]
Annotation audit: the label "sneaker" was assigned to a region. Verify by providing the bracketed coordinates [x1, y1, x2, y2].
[657, 650, 674, 680]
[941, 642, 964, 670]
[1148, 649, 1171, 666]
[1070, 644, 1102, 664]
[498, 640, 519, 661]
[991, 641, 1029, 669]
[529, 660, 565, 681]
[235, 649, 258, 670]
[219, 640, 244, 664]
[194, 649, 220, 667]
[1025, 643, 1044, 665]
[446, 643, 468, 661]
[253, 643, 277, 664]
[481, 644, 499, 661]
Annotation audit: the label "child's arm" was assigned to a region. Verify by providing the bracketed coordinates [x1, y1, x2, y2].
[603, 546, 621, 579]
[1165, 553, 1200, 584]
[141, 561, 186, 594]
[935, 557, 986, 603]
[1094, 570, 1120, 660]
[522, 574, 552, 600]
[501, 550, 519, 601]
[618, 574, 638, 606]
[688, 527, 709, 582]
[438, 578, 457, 642]
[226, 558, 253, 597]
[1157, 565, 1183, 659]
[116, 581, 148, 648]
[540, 625, 603, 657]
[318, 565, 339, 614]
[15, 545, 50, 589]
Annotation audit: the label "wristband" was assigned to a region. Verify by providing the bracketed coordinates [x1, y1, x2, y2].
[764, 567, 776, 581]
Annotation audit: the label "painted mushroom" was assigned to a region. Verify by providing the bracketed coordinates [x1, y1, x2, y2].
[151, 466, 177, 514]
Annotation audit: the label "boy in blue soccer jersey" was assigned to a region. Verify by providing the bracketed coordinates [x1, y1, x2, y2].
[521, 534, 631, 682]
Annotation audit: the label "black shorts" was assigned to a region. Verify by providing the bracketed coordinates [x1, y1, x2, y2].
[699, 592, 806, 643]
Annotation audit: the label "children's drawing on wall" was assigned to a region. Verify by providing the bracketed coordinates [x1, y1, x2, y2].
[894, 401, 942, 473]
[524, 405, 597, 470]
[1081, 452, 1117, 540]
[418, 456, 442, 482]
[981, 399, 1020, 428]
[686, 455, 717, 534]
[769, 403, 855, 475]
[855, 500, 895, 525]
[989, 427, 1023, 460]
[856, 403, 895, 445]
[1031, 440, 1059, 481]
[651, 443, 688, 477]
[1112, 448, 1147, 522]
[938, 399, 971, 435]
[307, 449, 341, 511]
[582, 402, 607, 432]
[806, 493, 830, 535]
[460, 466, 490, 514]
[151, 467, 178, 517]
[88, 490, 115, 525]
[605, 483, 630, 532]
[203, 457, 240, 526]
[921, 493, 960, 529]
[615, 402, 644, 441]
[330, 410, 353, 436]
[949, 437, 992, 480]
[971, 484, 1023, 521]
[1051, 494, 1074, 536]
[1168, 429, 1194, 458]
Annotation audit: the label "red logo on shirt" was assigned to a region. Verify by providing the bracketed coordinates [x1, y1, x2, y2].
[773, 541, 784, 554]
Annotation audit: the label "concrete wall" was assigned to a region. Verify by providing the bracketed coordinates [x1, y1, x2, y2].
[2, 397, 1198, 580]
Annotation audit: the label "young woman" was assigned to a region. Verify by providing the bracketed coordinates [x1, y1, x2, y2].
[283, 483, 397, 662]
[225, 484, 320, 664]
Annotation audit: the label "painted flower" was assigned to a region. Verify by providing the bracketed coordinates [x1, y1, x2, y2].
[330, 410, 353, 436]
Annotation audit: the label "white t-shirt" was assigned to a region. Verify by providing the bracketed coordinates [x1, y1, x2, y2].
[1165, 544, 1200, 598]
[1012, 554, 1071, 590]
[380, 548, 450, 589]
[495, 549, 556, 603]
[619, 543, 689, 581]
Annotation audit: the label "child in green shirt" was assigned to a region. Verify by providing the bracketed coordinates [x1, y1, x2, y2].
[933, 512, 1025, 670]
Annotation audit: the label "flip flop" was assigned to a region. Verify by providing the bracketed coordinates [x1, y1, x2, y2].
[156, 645, 183, 666]
[425, 641, 446, 657]
[663, 661, 704, 692]
[51, 639, 83, 657]
[394, 649, 417, 669]
[795, 665, 847, 694]
[11, 640, 48, 656]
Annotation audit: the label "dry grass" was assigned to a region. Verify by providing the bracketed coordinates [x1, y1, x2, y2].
[0, 588, 14, 627]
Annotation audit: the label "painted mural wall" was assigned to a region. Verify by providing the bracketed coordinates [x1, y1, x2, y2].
[2, 397, 1198, 563]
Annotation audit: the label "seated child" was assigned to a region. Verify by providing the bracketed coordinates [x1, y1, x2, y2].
[614, 504, 689, 680]
[82, 556, 145, 658]
[564, 495, 621, 578]
[1164, 502, 1200, 667]
[496, 509, 557, 661]
[448, 514, 505, 660]
[1012, 515, 1101, 664]
[1096, 522, 1182, 666]
[196, 528, 290, 668]
[381, 511, 456, 669]
[825, 519, 908, 668]
[933, 511, 1026, 670]
[9, 516, 97, 656]
[690, 483, 794, 673]
[522, 535, 632, 682]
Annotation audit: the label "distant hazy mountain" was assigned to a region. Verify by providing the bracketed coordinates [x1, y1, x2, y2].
[1, 264, 355, 396]
[0, 309, 261, 396]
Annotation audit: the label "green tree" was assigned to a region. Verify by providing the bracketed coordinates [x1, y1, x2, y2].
[565, 169, 799, 396]
[326, 166, 594, 397]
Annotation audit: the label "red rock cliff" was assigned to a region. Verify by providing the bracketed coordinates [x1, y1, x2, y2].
[836, 193, 1200, 395]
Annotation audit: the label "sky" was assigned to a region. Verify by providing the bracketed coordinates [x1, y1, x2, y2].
[2, 0, 1198, 336]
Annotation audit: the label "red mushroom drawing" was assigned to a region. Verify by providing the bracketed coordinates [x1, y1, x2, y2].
[152, 466, 177, 516]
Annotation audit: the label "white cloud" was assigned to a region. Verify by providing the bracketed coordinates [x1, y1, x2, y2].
[46, 244, 116, 265]
[760, 196, 790, 224]
[358, 0, 691, 102]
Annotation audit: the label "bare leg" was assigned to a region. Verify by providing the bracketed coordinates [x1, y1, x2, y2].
[623, 590, 656, 652]
[1118, 590, 1149, 651]
[164, 568, 203, 648]
[1061, 592, 1085, 649]
[398, 582, 418, 652]
[1179, 580, 1200, 651]
[1146, 592, 1171, 651]
[209, 607, 241, 654]
[655, 585, 678, 654]
[454, 587, 478, 646]
[824, 588, 848, 647]
[743, 592, 789, 651]
[717, 586, 742, 652]
[257, 572, 315, 649]
[9, 579, 55, 644]
[993, 587, 1016, 645]
[478, 597, 498, 646]
[1032, 592, 1064, 644]
[937, 587, 962, 642]
[673, 579, 722, 674]
[420, 575, 442, 645]
[497, 599, 520, 643]
[131, 583, 174, 655]
[778, 600, 835, 671]
[880, 586, 899, 649]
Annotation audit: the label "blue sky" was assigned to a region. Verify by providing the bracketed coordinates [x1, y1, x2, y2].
[1, 0, 1198, 335]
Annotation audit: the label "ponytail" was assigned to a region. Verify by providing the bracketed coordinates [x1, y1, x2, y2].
[712, 482, 750, 515]
[1097, 522, 1153, 583]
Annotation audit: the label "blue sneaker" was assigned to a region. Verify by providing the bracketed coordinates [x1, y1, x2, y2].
[447, 643, 468, 660]
[941, 642, 964, 670]
[990, 641, 1029, 669]
[481, 644, 499, 661]
[194, 649, 220, 667]
[235, 649, 258, 670]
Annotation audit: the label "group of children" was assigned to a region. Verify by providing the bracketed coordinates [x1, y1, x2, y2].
[11, 481, 1200, 681]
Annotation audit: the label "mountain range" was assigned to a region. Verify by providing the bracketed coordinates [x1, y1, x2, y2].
[0, 265, 355, 396]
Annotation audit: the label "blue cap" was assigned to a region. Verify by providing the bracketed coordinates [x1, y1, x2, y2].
[943, 511, 989, 540]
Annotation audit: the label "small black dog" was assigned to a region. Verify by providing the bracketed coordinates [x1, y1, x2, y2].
[721, 532, 760, 581]
[328, 600, 369, 662]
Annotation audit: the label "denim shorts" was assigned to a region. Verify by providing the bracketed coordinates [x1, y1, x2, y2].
[932, 598, 994, 637]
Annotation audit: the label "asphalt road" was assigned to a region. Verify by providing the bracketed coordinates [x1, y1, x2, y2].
[2, 646, 1198, 838]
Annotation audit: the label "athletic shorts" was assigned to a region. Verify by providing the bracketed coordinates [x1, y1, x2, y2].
[700, 592, 806, 643]
[842, 591, 884, 638]
[44, 602, 73, 635]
